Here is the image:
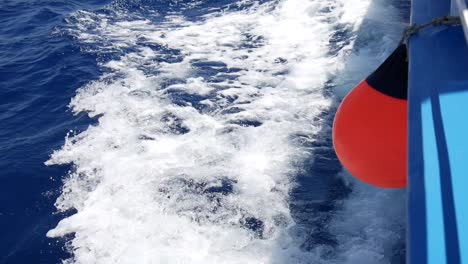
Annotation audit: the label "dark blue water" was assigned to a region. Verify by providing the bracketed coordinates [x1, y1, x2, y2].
[0, 1, 110, 263]
[0, 1, 409, 263]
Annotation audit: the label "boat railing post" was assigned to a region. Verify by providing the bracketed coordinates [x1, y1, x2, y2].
[454, 0, 468, 43]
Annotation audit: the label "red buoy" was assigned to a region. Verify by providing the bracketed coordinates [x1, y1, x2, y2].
[333, 45, 408, 188]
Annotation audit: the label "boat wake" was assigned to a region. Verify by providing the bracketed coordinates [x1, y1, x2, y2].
[47, 0, 408, 263]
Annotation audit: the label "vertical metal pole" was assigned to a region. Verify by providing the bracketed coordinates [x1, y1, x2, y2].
[454, 0, 468, 43]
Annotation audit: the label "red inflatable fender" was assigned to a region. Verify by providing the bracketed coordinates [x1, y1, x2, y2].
[332, 45, 408, 189]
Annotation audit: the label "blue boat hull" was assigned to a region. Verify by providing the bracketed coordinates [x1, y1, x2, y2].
[408, 1, 468, 263]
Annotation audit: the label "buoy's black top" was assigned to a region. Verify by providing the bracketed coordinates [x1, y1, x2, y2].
[366, 44, 408, 100]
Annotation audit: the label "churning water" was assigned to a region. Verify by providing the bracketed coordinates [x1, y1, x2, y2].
[0, 0, 409, 263]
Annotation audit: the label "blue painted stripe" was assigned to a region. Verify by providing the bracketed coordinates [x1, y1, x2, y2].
[440, 88, 468, 264]
[430, 94, 461, 264]
[421, 99, 447, 264]
[407, 89, 428, 264]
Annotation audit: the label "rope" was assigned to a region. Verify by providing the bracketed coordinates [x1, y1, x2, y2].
[399, 16, 462, 45]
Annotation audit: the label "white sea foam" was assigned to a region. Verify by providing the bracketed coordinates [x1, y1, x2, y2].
[47, 0, 407, 263]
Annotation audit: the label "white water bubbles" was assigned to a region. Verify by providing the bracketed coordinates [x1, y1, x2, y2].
[47, 0, 407, 263]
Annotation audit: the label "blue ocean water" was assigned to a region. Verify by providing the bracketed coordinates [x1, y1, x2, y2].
[0, 0, 409, 263]
[0, 1, 110, 263]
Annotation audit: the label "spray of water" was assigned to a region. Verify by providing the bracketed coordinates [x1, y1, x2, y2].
[47, 0, 407, 263]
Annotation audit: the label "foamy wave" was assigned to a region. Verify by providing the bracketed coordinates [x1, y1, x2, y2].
[47, 0, 407, 263]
